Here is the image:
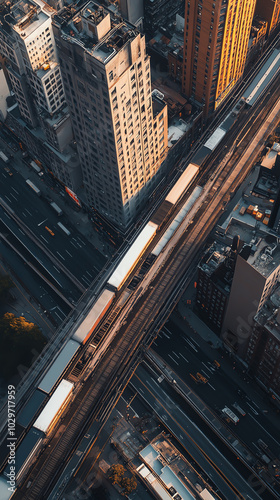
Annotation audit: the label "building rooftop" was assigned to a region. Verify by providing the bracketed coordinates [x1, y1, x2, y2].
[54, 1, 139, 64]
[198, 242, 234, 294]
[3, 0, 53, 39]
[247, 239, 280, 277]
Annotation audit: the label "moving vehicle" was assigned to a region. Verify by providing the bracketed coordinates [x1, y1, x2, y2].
[26, 179, 41, 196]
[222, 406, 239, 424]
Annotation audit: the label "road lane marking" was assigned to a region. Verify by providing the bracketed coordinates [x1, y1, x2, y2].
[190, 336, 200, 347]
[202, 362, 212, 372]
[208, 384, 216, 391]
[168, 354, 179, 365]
[180, 353, 189, 363]
[163, 326, 173, 336]
[56, 251, 65, 261]
[246, 402, 258, 415]
[163, 332, 170, 339]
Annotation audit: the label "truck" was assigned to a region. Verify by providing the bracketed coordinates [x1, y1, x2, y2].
[30, 160, 41, 174]
[222, 406, 239, 424]
[50, 202, 63, 216]
[26, 179, 41, 196]
[57, 222, 71, 236]
[0, 151, 9, 163]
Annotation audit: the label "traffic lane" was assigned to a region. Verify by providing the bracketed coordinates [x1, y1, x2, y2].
[0, 213, 81, 303]
[0, 240, 71, 327]
[153, 321, 280, 456]
[0, 169, 106, 283]
[131, 370, 254, 500]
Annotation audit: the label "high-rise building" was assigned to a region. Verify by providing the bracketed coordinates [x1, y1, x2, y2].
[53, 2, 168, 231]
[182, 0, 256, 116]
[0, 0, 64, 126]
[222, 240, 280, 357]
[255, 0, 280, 36]
[246, 285, 280, 399]
[0, 0, 81, 191]
[196, 243, 236, 333]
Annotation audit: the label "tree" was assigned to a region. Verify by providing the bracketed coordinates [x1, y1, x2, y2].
[0, 313, 46, 379]
[108, 464, 125, 485]
[121, 476, 137, 496]
[0, 272, 14, 303]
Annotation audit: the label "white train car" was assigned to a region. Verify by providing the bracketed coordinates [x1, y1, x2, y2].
[204, 127, 226, 151]
[165, 164, 199, 205]
[72, 289, 115, 344]
[33, 379, 73, 434]
[108, 221, 158, 290]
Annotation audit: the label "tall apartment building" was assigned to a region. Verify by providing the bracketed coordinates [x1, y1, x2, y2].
[246, 286, 280, 399]
[53, 2, 168, 231]
[255, 0, 280, 36]
[196, 243, 236, 333]
[0, 0, 81, 190]
[222, 239, 280, 358]
[182, 0, 256, 116]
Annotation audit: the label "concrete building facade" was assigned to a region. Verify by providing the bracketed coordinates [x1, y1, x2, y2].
[222, 240, 280, 358]
[255, 0, 280, 36]
[0, 0, 81, 191]
[196, 244, 234, 333]
[246, 286, 280, 399]
[53, 2, 168, 231]
[182, 0, 256, 116]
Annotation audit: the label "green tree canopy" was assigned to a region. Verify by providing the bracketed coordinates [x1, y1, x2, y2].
[0, 313, 46, 379]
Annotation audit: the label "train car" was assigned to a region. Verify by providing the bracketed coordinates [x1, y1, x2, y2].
[152, 186, 203, 257]
[33, 380, 73, 435]
[165, 163, 199, 205]
[38, 340, 80, 395]
[17, 390, 48, 429]
[72, 289, 115, 344]
[204, 127, 226, 151]
[243, 49, 280, 107]
[107, 221, 158, 290]
[3, 427, 45, 483]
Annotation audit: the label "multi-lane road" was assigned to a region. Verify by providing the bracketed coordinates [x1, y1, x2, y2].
[0, 159, 107, 323]
[151, 320, 280, 459]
